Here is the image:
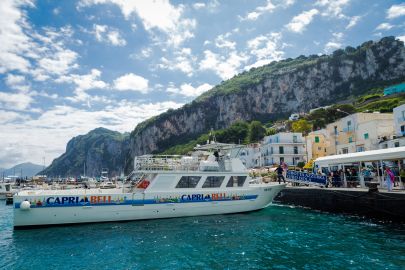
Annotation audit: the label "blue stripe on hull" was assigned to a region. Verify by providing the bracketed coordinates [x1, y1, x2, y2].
[15, 195, 259, 209]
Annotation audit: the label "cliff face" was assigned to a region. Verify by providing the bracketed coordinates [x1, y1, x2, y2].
[126, 37, 405, 172]
[42, 128, 130, 177]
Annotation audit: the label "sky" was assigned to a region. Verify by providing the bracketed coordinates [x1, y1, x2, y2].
[0, 0, 405, 168]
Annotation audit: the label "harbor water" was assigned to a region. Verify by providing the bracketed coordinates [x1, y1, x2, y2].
[0, 203, 404, 269]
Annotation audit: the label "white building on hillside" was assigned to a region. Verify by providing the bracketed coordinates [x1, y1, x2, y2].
[379, 104, 405, 148]
[260, 132, 306, 166]
[322, 112, 394, 155]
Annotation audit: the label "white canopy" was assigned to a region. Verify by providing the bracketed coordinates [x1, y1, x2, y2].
[315, 146, 405, 166]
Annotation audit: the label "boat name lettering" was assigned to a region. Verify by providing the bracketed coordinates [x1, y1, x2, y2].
[45, 196, 112, 205]
[180, 193, 226, 202]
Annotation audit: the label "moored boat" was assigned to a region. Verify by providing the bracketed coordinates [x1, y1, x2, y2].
[13, 143, 285, 229]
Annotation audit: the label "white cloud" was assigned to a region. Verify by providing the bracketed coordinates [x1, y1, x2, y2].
[387, 3, 405, 19]
[0, 91, 33, 111]
[0, 1, 79, 80]
[346, 15, 361, 29]
[79, 0, 196, 46]
[0, 110, 30, 124]
[193, 3, 205, 9]
[130, 48, 153, 60]
[286, 9, 319, 33]
[56, 69, 108, 103]
[5, 74, 25, 86]
[5, 74, 30, 92]
[37, 49, 78, 76]
[398, 35, 405, 43]
[0, 0, 34, 74]
[93, 24, 126, 46]
[58, 69, 108, 91]
[199, 50, 248, 80]
[113, 73, 149, 93]
[245, 32, 284, 69]
[0, 100, 184, 168]
[240, 0, 295, 21]
[157, 48, 196, 77]
[315, 0, 350, 19]
[167, 83, 213, 97]
[215, 33, 236, 50]
[324, 32, 343, 53]
[375, 23, 394, 31]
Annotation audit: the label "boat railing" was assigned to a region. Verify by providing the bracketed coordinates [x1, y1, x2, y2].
[134, 155, 233, 172]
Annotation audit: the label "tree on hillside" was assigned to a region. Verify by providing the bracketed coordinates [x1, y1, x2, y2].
[248, 121, 266, 143]
[291, 119, 312, 135]
[215, 121, 249, 144]
[266, 128, 277, 136]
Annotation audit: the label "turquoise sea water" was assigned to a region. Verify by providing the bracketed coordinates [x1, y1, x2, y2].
[0, 203, 404, 270]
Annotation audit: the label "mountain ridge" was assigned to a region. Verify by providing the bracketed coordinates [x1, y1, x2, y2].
[42, 36, 405, 177]
[1, 162, 43, 178]
[125, 36, 405, 173]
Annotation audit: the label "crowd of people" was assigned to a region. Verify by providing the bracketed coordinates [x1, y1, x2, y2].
[321, 165, 405, 190]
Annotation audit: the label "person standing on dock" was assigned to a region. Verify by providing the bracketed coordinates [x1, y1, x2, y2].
[399, 167, 405, 190]
[276, 165, 285, 184]
[384, 166, 395, 192]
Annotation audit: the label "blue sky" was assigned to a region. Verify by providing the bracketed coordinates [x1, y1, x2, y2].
[0, 0, 404, 168]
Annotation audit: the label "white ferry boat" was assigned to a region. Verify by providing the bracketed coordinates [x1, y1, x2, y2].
[13, 143, 285, 229]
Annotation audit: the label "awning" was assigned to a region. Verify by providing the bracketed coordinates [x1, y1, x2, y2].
[315, 146, 405, 166]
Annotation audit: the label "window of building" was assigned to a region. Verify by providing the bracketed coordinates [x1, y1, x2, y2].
[226, 176, 247, 187]
[349, 137, 353, 143]
[364, 133, 369, 139]
[357, 146, 365, 152]
[202, 176, 225, 188]
[342, 148, 348, 154]
[334, 126, 338, 135]
[294, 146, 298, 154]
[318, 147, 322, 150]
[402, 110, 405, 120]
[176, 176, 201, 188]
[293, 135, 298, 143]
[279, 146, 284, 154]
[279, 157, 284, 163]
[395, 142, 400, 147]
[401, 125, 405, 132]
[315, 136, 319, 143]
[275, 136, 279, 143]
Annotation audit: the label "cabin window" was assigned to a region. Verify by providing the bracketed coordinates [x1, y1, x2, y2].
[226, 176, 247, 187]
[202, 176, 225, 188]
[395, 142, 400, 147]
[176, 176, 201, 188]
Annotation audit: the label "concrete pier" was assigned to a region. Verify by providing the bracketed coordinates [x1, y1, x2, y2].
[275, 186, 405, 222]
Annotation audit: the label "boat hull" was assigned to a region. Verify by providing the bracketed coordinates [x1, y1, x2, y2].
[14, 184, 285, 228]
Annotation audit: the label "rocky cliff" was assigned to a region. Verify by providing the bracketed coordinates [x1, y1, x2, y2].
[41, 128, 130, 177]
[125, 37, 405, 172]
